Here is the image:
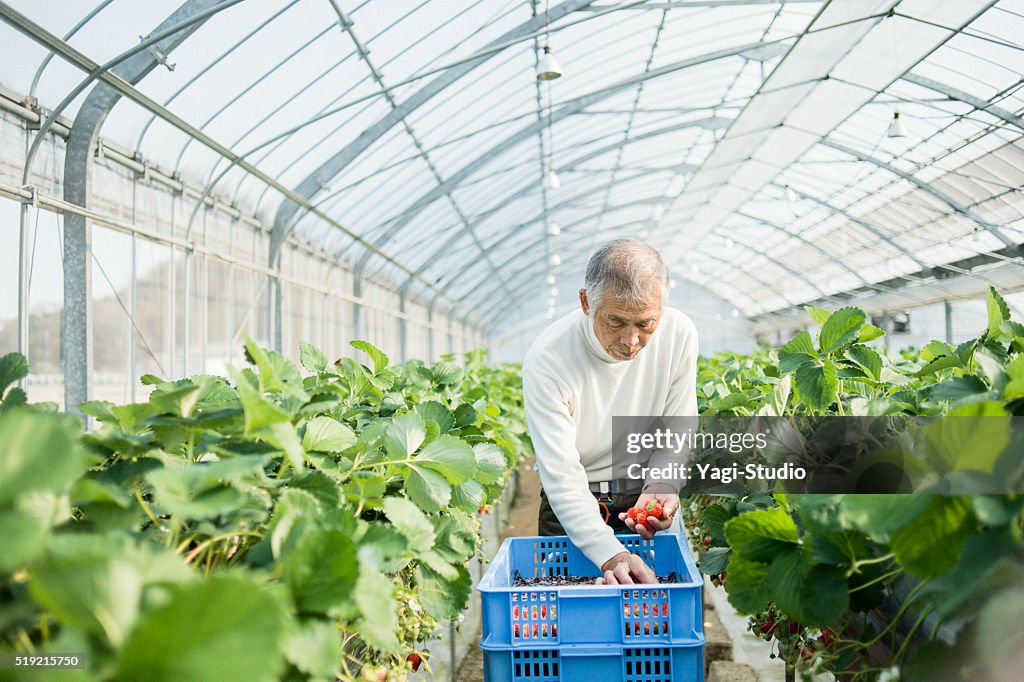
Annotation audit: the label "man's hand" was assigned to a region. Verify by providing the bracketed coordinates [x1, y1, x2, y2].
[619, 492, 679, 540]
[596, 551, 657, 584]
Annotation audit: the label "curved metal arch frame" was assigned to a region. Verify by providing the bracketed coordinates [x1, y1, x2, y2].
[269, 0, 601, 261]
[379, 117, 720, 286]
[346, 37, 780, 287]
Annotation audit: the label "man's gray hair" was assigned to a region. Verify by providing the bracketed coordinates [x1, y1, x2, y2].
[584, 240, 669, 312]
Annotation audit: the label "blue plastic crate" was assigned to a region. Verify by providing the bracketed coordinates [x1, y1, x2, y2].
[481, 642, 704, 682]
[478, 534, 703, 648]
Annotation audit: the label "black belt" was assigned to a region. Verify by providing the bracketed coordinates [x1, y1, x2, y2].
[587, 480, 642, 495]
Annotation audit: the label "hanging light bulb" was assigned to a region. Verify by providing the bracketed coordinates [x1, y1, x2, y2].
[690, 263, 699, 274]
[545, 309, 554, 320]
[547, 297, 556, 307]
[725, 237, 735, 249]
[785, 185, 797, 203]
[669, 278, 677, 289]
[549, 287, 558, 297]
[549, 253, 561, 266]
[887, 110, 906, 138]
[546, 274, 556, 285]
[547, 221, 560, 236]
[731, 308, 740, 318]
[536, 44, 563, 81]
[546, 167, 561, 189]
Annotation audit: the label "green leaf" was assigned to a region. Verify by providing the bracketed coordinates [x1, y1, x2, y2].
[264, 421, 306, 471]
[974, 345, 1007, 390]
[794, 360, 838, 411]
[354, 558, 400, 652]
[766, 550, 850, 627]
[472, 443, 508, 484]
[384, 412, 426, 458]
[450, 479, 485, 512]
[415, 563, 472, 620]
[405, 466, 452, 512]
[702, 503, 735, 543]
[847, 344, 882, 381]
[454, 403, 477, 427]
[230, 366, 291, 434]
[140, 373, 163, 385]
[804, 306, 831, 325]
[889, 496, 975, 579]
[30, 549, 144, 647]
[838, 495, 931, 543]
[0, 509, 46, 571]
[917, 354, 964, 377]
[986, 286, 1010, 338]
[244, 335, 308, 400]
[923, 403, 1010, 472]
[1005, 354, 1024, 399]
[857, 323, 885, 343]
[699, 547, 732, 575]
[724, 554, 770, 615]
[266, 488, 322, 560]
[432, 512, 477, 563]
[284, 619, 340, 679]
[779, 331, 818, 373]
[351, 340, 389, 373]
[381, 497, 435, 554]
[432, 362, 464, 386]
[927, 375, 989, 403]
[299, 341, 329, 373]
[416, 401, 456, 433]
[281, 529, 359, 619]
[1000, 320, 1024, 339]
[819, 307, 866, 354]
[921, 340, 955, 361]
[0, 410, 86, 506]
[302, 416, 356, 453]
[724, 508, 798, 559]
[145, 456, 267, 520]
[117, 575, 287, 682]
[415, 435, 476, 484]
[0, 352, 29, 393]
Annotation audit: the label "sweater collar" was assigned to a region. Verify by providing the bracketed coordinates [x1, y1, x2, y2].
[581, 312, 624, 364]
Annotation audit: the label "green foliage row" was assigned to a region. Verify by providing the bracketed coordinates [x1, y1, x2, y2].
[687, 287, 1024, 681]
[0, 338, 530, 682]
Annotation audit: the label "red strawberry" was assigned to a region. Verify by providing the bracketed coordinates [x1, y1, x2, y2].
[627, 507, 641, 521]
[645, 500, 664, 519]
[407, 653, 422, 672]
[635, 512, 649, 530]
[703, 536, 711, 547]
[759, 618, 776, 635]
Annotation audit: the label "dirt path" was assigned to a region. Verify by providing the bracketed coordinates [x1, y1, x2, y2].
[456, 459, 542, 682]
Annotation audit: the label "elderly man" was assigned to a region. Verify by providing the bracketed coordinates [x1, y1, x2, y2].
[522, 240, 698, 584]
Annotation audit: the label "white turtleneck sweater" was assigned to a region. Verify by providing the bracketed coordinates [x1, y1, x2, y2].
[521, 306, 699, 569]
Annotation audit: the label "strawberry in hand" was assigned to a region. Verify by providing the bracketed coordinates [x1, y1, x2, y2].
[619, 492, 678, 540]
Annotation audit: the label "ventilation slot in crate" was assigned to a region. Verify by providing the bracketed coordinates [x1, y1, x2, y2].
[512, 649, 560, 681]
[623, 647, 673, 682]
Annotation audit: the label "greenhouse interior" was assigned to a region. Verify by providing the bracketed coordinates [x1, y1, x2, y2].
[1, 0, 1023, 681]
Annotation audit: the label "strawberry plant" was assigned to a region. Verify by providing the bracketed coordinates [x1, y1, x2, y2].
[0, 339, 526, 681]
[687, 287, 1024, 681]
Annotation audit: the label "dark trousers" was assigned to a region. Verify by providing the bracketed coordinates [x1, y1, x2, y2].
[538, 489, 641, 536]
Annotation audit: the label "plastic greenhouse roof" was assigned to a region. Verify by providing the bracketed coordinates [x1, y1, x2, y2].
[1, 0, 1022, 327]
